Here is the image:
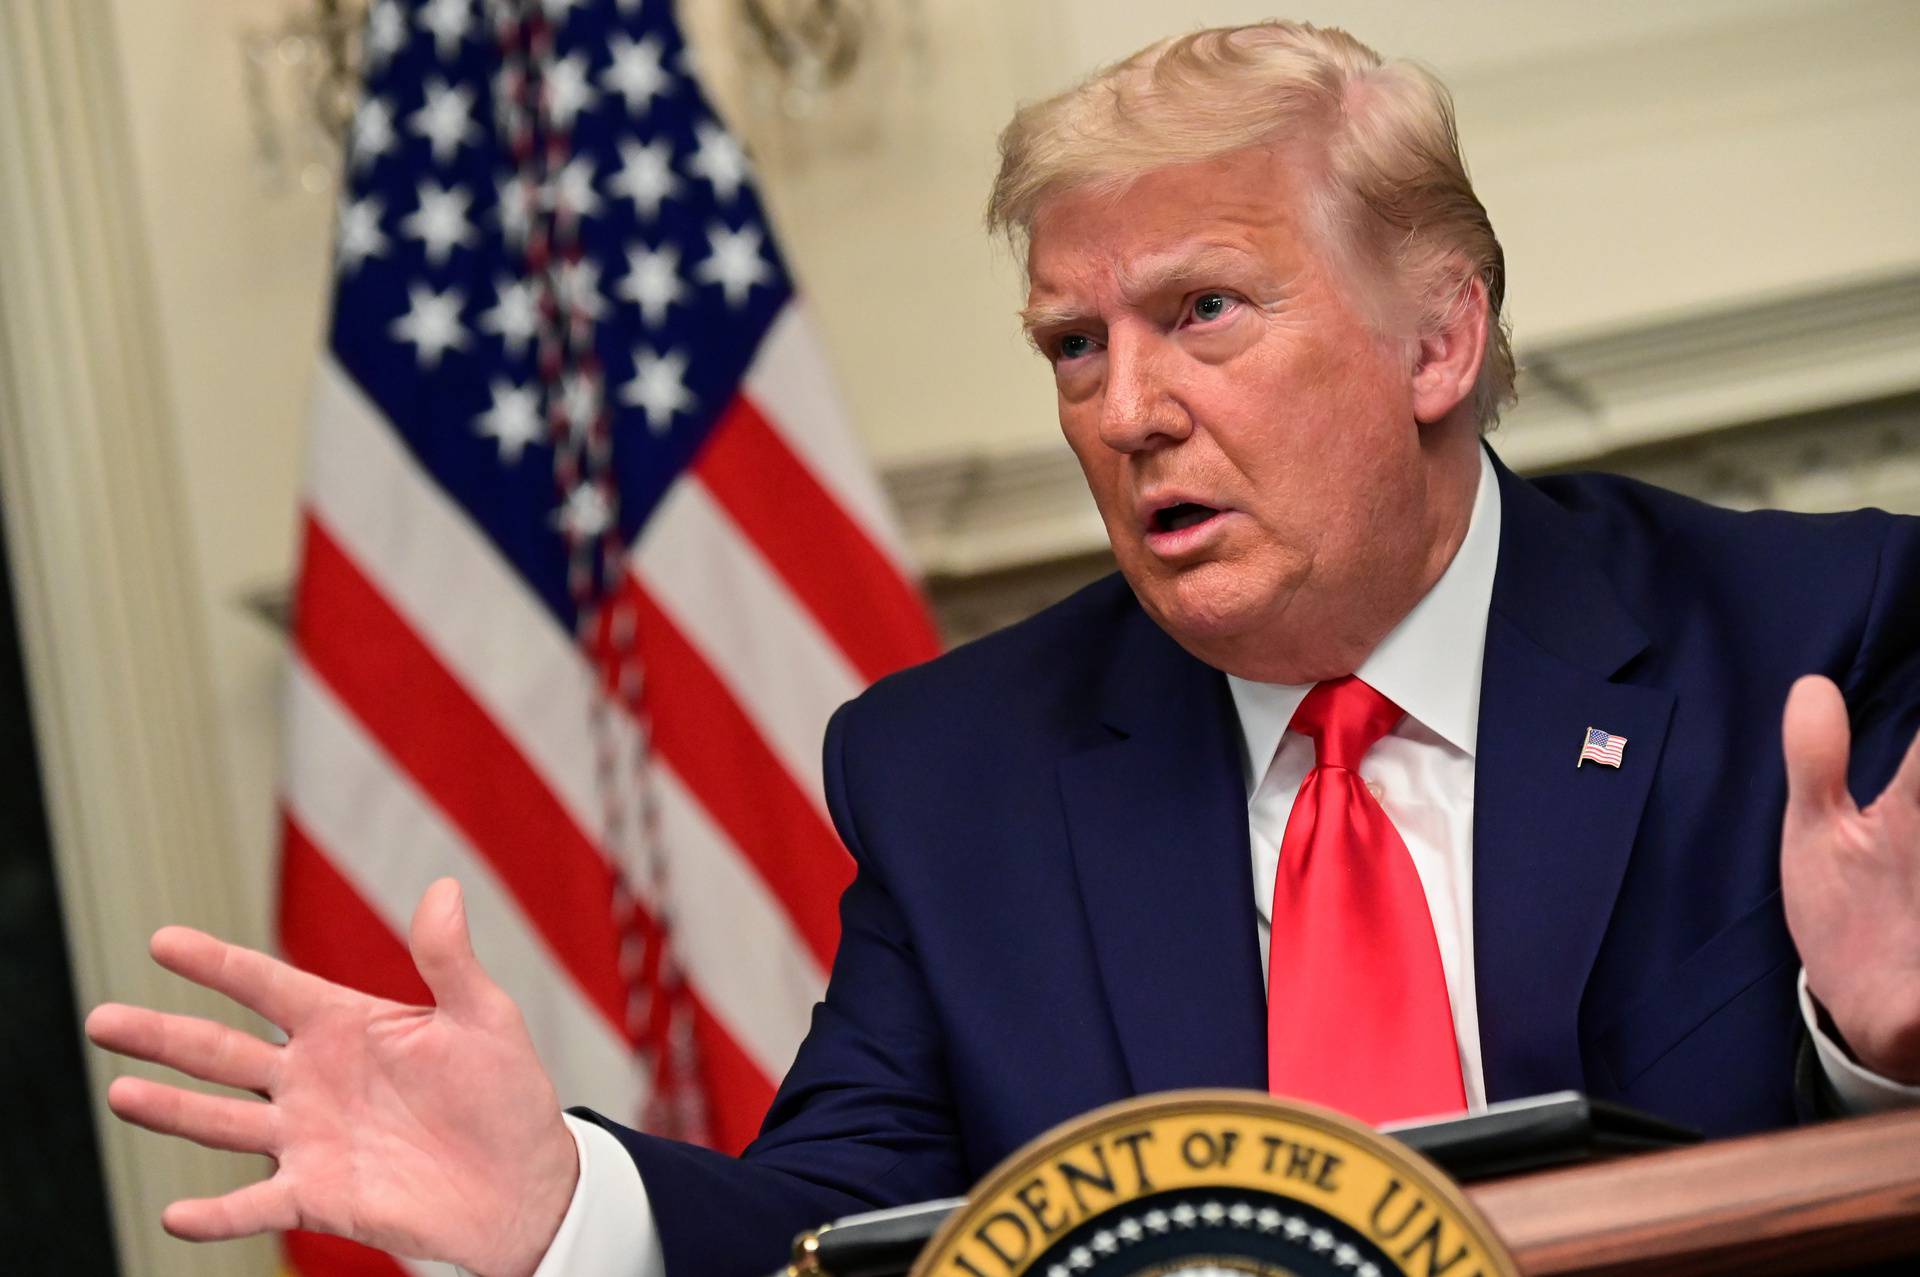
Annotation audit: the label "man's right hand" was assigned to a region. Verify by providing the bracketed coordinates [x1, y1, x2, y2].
[86, 878, 579, 1277]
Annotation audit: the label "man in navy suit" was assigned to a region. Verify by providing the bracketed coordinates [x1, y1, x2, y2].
[88, 20, 1920, 1277]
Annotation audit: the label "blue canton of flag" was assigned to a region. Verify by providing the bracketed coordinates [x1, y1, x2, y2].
[332, 0, 789, 626]
[1578, 726, 1627, 769]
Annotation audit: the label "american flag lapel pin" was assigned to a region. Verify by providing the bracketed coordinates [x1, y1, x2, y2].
[1577, 725, 1627, 769]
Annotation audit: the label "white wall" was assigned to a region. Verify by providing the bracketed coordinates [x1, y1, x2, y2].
[107, 0, 336, 950]
[718, 0, 1920, 466]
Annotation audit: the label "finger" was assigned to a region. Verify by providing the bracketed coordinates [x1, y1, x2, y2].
[162, 1176, 297, 1242]
[1782, 675, 1856, 821]
[86, 1004, 279, 1095]
[149, 927, 334, 1032]
[106, 1075, 278, 1155]
[409, 878, 492, 1021]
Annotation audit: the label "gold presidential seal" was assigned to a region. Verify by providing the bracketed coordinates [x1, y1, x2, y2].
[908, 1091, 1517, 1277]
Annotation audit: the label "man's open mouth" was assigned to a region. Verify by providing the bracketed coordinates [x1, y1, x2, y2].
[1153, 502, 1220, 533]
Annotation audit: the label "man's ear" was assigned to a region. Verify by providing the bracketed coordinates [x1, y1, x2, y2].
[1410, 273, 1490, 425]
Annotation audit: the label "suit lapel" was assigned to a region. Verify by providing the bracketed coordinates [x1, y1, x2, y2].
[1058, 607, 1269, 1095]
[1474, 457, 1675, 1100]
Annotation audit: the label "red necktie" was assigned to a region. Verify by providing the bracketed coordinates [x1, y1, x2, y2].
[1265, 675, 1466, 1125]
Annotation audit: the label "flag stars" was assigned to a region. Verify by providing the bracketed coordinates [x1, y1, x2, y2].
[560, 370, 601, 438]
[350, 96, 397, 172]
[495, 170, 535, 247]
[402, 180, 478, 264]
[617, 244, 688, 328]
[544, 51, 598, 132]
[602, 33, 672, 116]
[416, 0, 474, 62]
[695, 223, 773, 307]
[335, 196, 388, 274]
[546, 154, 603, 220]
[364, 0, 407, 71]
[409, 78, 481, 165]
[474, 378, 543, 462]
[555, 483, 614, 539]
[554, 257, 608, 323]
[390, 283, 468, 368]
[608, 139, 680, 221]
[478, 275, 539, 356]
[686, 119, 750, 203]
[621, 347, 694, 434]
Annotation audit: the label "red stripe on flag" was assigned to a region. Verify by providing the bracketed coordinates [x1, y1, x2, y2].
[278, 813, 432, 1007]
[696, 395, 940, 682]
[292, 516, 634, 1042]
[283, 1229, 410, 1277]
[594, 573, 850, 967]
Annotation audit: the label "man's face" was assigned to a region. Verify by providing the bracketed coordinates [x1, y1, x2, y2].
[1024, 145, 1452, 682]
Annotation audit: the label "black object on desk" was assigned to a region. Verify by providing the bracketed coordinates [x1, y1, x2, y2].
[1382, 1089, 1700, 1181]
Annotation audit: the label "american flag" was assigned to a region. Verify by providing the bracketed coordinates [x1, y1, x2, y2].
[276, 1, 939, 1272]
[1578, 726, 1627, 769]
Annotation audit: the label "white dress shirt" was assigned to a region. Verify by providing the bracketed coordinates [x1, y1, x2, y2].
[510, 448, 1917, 1277]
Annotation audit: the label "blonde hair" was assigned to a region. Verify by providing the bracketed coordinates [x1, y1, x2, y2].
[988, 21, 1515, 427]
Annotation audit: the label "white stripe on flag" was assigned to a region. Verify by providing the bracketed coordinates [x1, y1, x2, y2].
[654, 762, 825, 1081]
[633, 474, 864, 814]
[744, 304, 915, 574]
[285, 660, 647, 1117]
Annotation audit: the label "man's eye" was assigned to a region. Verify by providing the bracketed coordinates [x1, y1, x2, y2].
[1056, 334, 1094, 360]
[1190, 292, 1232, 323]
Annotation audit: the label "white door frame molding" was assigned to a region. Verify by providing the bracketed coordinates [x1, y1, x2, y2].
[0, 3, 274, 1274]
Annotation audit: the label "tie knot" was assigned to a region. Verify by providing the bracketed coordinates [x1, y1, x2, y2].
[1288, 675, 1403, 770]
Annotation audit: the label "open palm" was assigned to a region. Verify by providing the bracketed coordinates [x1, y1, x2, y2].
[1781, 675, 1920, 1085]
[86, 879, 578, 1277]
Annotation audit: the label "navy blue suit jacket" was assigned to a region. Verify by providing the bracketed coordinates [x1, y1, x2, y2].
[586, 454, 1920, 1275]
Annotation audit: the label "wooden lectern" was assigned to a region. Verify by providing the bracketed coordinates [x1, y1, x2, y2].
[1469, 1108, 1920, 1274]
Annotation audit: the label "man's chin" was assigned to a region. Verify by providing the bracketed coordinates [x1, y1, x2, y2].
[1127, 565, 1272, 650]
[1121, 561, 1340, 681]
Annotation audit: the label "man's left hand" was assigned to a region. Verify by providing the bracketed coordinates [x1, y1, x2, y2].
[1781, 674, 1920, 1084]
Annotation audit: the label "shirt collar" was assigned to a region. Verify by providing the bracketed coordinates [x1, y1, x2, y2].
[1226, 447, 1502, 794]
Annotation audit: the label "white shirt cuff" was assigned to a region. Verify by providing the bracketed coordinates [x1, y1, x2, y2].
[1799, 969, 1920, 1115]
[456, 1115, 665, 1277]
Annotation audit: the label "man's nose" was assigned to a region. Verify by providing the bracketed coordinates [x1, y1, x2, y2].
[1097, 331, 1191, 453]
